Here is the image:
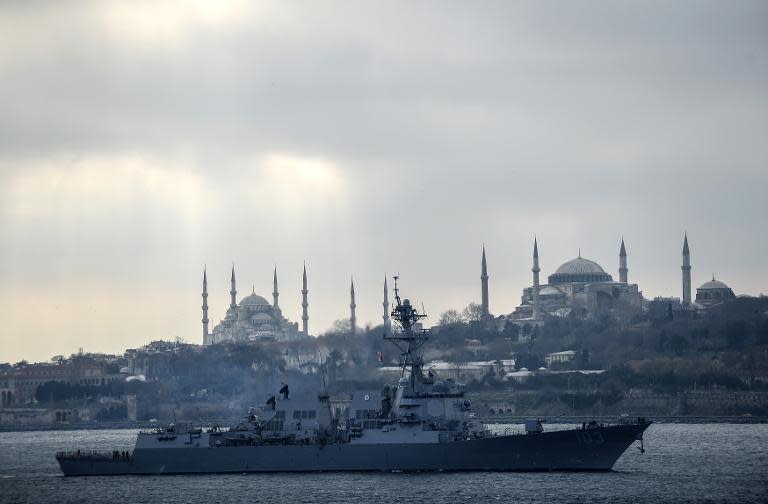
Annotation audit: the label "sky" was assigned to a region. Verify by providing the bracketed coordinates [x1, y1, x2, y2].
[0, 0, 766, 363]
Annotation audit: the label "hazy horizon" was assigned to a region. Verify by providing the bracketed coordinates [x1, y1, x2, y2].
[1, 1, 766, 363]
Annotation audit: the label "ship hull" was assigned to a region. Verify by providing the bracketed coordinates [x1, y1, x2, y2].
[57, 423, 648, 476]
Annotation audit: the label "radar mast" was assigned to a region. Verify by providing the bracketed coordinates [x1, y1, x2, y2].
[384, 276, 429, 393]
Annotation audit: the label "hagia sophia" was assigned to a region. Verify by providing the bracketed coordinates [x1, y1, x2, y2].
[201, 233, 738, 344]
[509, 238, 642, 320]
[501, 233, 736, 323]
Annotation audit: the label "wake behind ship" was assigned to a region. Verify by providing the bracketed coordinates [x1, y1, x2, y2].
[57, 277, 650, 475]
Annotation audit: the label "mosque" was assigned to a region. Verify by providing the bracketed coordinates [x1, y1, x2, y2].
[201, 265, 309, 344]
[476, 233, 739, 322]
[201, 263, 393, 345]
[508, 238, 643, 320]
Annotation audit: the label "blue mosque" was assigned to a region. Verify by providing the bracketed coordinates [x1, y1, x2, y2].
[201, 265, 309, 344]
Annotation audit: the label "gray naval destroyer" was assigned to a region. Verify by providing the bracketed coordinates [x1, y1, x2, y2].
[57, 278, 650, 475]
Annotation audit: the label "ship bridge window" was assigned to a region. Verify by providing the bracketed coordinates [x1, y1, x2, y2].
[292, 410, 318, 419]
[355, 409, 379, 420]
[264, 420, 284, 431]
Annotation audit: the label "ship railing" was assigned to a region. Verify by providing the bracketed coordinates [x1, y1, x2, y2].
[138, 424, 230, 435]
[139, 428, 165, 435]
[56, 450, 133, 461]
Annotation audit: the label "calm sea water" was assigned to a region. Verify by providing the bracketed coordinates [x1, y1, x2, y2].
[0, 424, 766, 504]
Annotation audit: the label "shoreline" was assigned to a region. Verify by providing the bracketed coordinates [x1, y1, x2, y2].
[478, 415, 768, 425]
[1, 415, 766, 433]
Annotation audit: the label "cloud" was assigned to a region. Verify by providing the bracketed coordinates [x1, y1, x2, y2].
[100, 0, 255, 47]
[3, 154, 204, 220]
[0, 1, 766, 362]
[258, 153, 344, 203]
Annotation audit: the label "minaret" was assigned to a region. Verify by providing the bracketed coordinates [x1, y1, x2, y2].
[202, 267, 209, 344]
[532, 237, 541, 320]
[229, 264, 237, 310]
[350, 277, 357, 335]
[383, 275, 391, 334]
[619, 237, 628, 283]
[481, 245, 490, 319]
[301, 263, 309, 336]
[272, 266, 279, 309]
[682, 233, 691, 305]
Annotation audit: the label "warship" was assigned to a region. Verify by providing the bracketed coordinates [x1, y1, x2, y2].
[57, 277, 650, 475]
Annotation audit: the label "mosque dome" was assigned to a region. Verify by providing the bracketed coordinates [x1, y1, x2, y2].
[554, 257, 606, 275]
[240, 293, 271, 308]
[539, 286, 564, 296]
[548, 256, 613, 285]
[696, 276, 735, 306]
[698, 278, 729, 290]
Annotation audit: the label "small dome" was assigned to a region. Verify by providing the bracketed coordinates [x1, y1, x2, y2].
[240, 293, 270, 307]
[539, 286, 563, 296]
[554, 257, 606, 275]
[699, 278, 729, 290]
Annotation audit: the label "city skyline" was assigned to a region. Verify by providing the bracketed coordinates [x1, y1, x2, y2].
[4, 229, 763, 363]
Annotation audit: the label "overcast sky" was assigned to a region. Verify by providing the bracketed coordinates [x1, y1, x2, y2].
[1, 1, 766, 363]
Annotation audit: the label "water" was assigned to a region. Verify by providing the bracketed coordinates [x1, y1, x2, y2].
[1, 424, 767, 504]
